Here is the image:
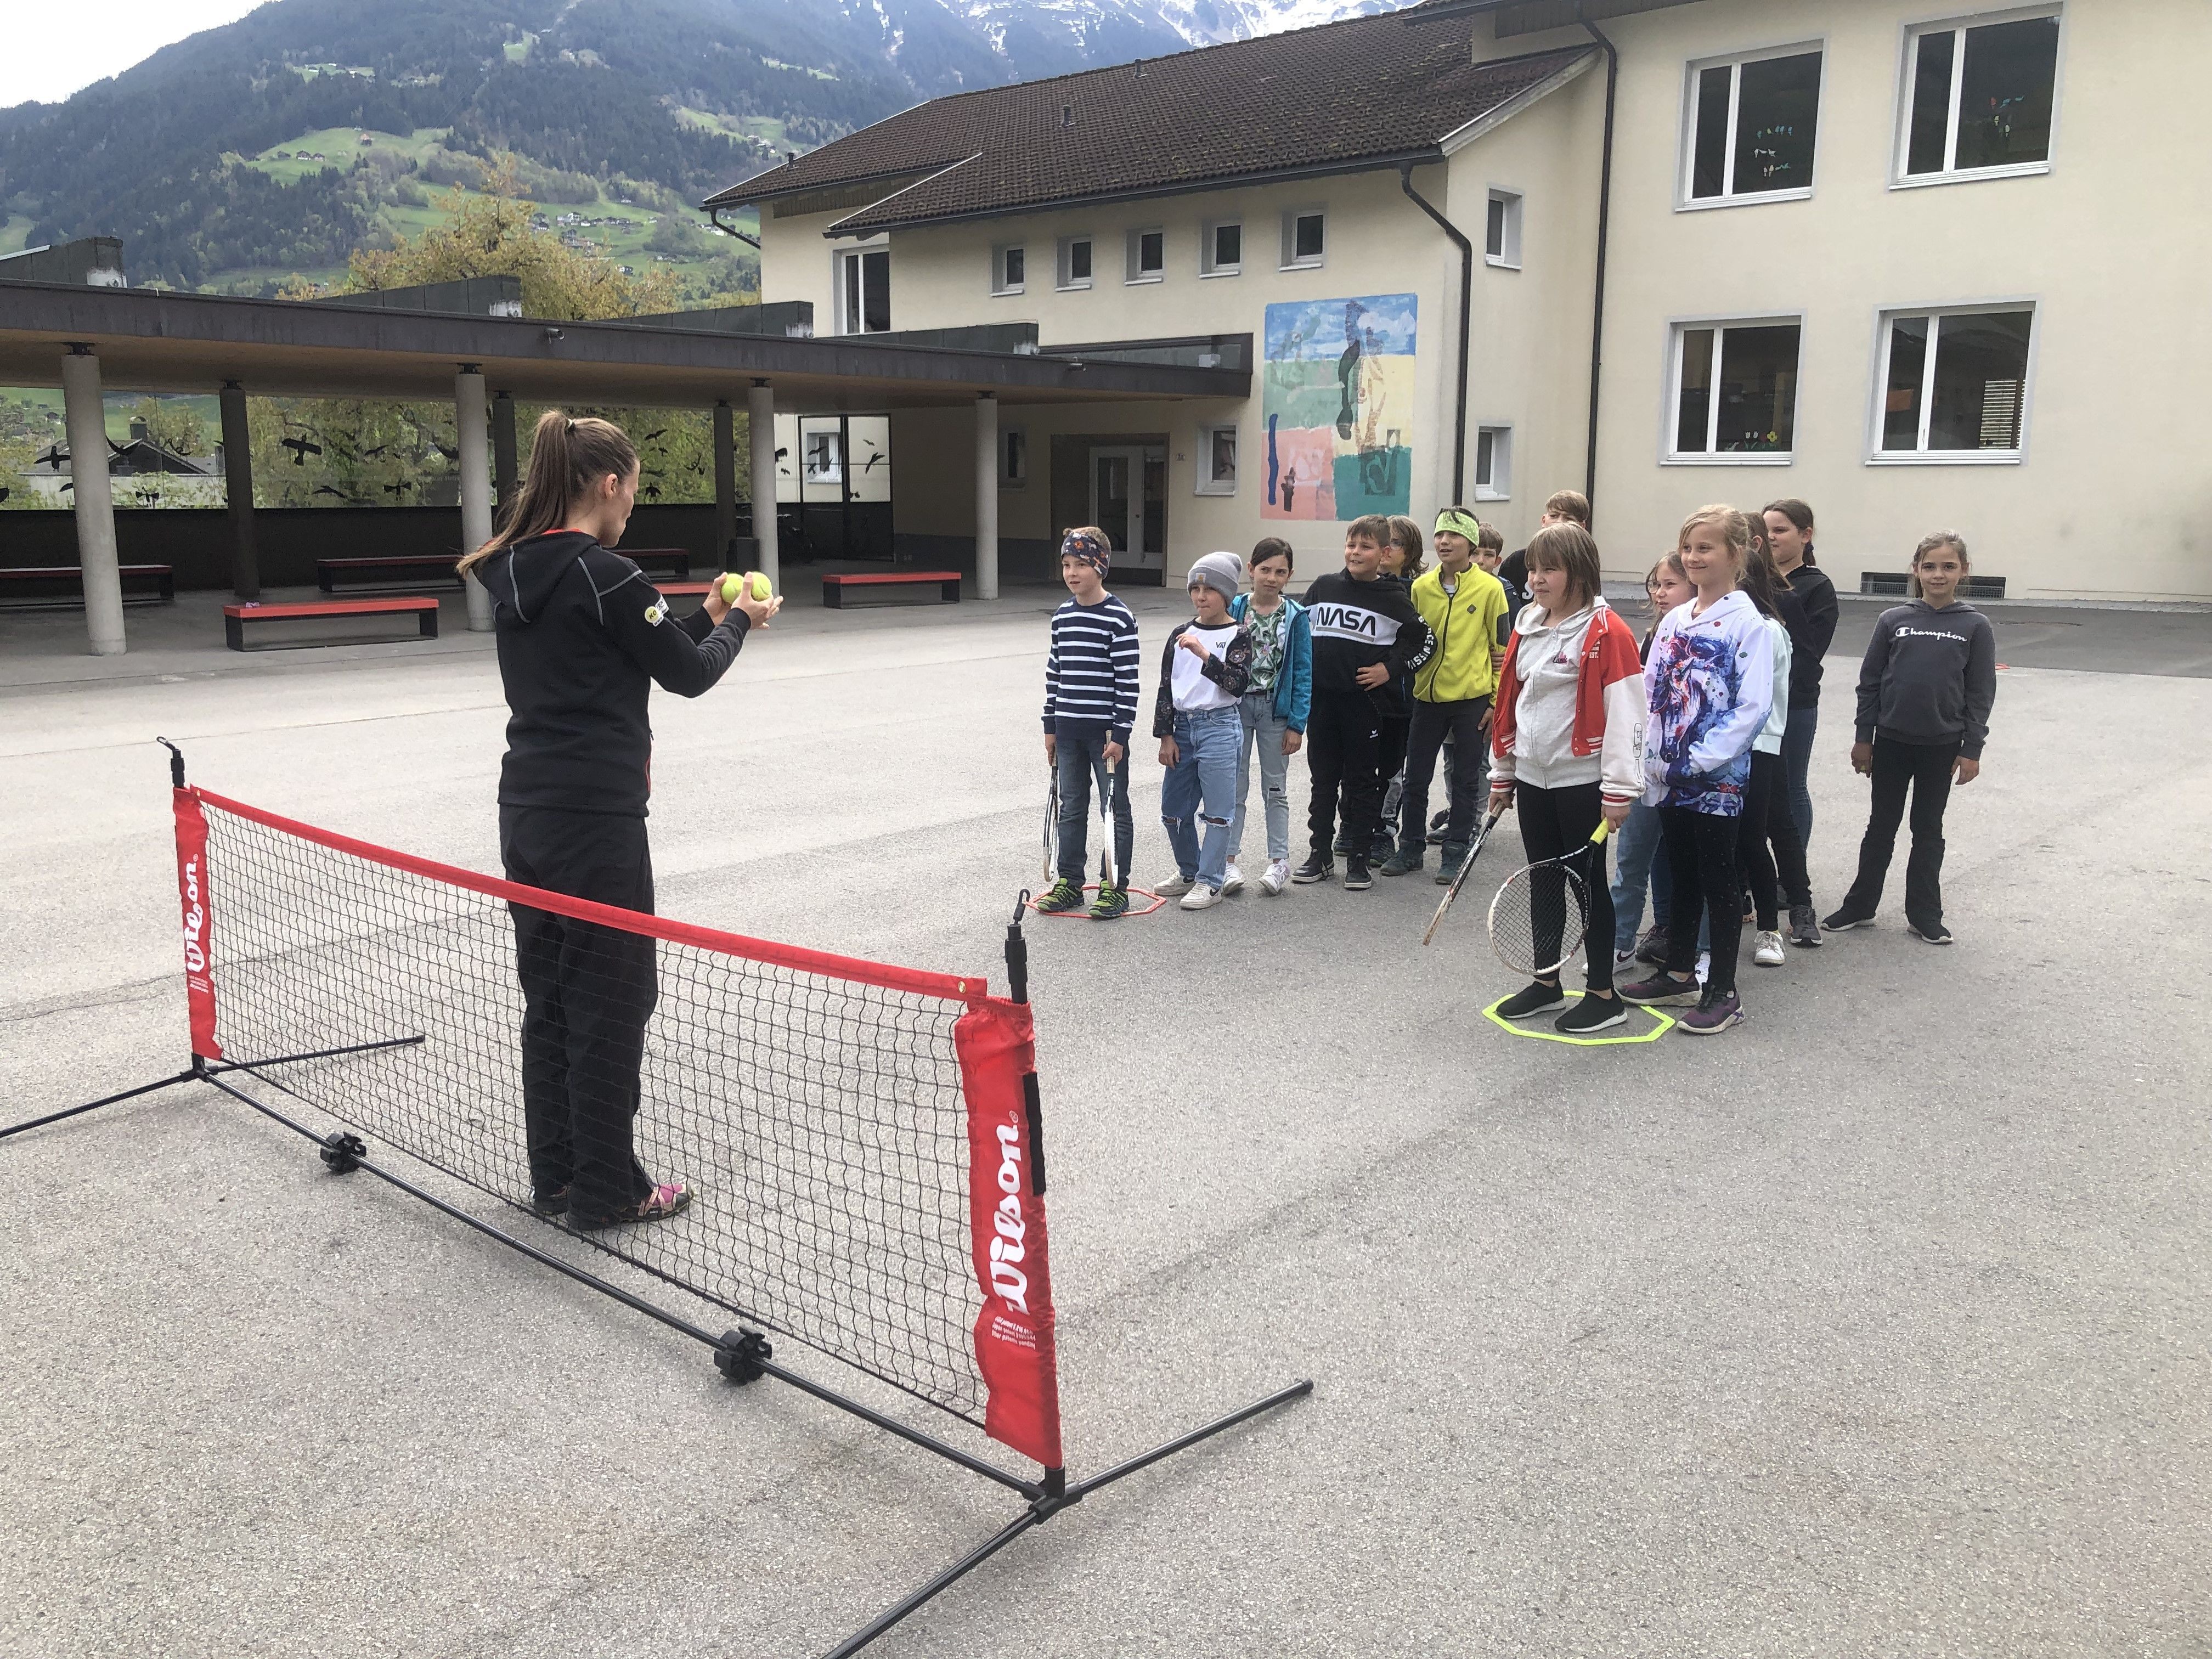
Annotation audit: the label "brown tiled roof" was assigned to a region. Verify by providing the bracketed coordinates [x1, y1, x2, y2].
[703, 19, 1594, 234]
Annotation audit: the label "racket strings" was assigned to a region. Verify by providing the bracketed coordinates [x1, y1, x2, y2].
[1488, 860, 1592, 979]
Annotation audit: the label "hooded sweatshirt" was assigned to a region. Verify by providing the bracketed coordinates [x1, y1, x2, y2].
[1640, 588, 1774, 817]
[478, 529, 748, 817]
[1300, 568, 1435, 716]
[1854, 597, 1997, 758]
[1778, 559, 1838, 709]
[1489, 595, 1645, 802]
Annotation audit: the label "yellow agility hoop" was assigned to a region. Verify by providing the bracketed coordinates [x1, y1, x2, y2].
[1482, 992, 1677, 1046]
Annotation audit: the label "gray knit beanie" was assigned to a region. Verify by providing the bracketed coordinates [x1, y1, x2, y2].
[1186, 550, 1243, 602]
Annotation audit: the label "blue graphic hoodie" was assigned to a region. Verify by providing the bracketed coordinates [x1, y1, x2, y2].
[1640, 589, 1774, 817]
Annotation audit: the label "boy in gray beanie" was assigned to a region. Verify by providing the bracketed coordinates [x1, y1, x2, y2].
[1152, 552, 1254, 910]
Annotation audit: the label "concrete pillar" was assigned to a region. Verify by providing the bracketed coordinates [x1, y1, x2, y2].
[456, 365, 493, 631]
[61, 346, 125, 657]
[974, 392, 1000, 601]
[218, 381, 259, 600]
[746, 379, 778, 589]
[713, 399, 737, 566]
[492, 390, 518, 526]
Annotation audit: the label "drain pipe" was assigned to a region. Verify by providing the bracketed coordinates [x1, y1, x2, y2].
[709, 206, 762, 250]
[1578, 6, 1620, 518]
[1399, 162, 1473, 504]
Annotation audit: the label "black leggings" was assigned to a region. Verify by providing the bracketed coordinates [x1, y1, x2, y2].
[1660, 805, 1743, 995]
[1516, 781, 1616, 994]
[1739, 751, 1812, 928]
[1842, 736, 1961, 927]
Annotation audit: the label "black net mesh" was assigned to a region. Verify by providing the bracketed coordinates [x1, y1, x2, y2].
[198, 802, 990, 1426]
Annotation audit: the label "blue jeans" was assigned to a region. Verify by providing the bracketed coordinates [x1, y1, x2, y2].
[1610, 800, 1667, 952]
[1055, 731, 1133, 886]
[1230, 691, 1293, 863]
[1782, 702, 1818, 848]
[1161, 705, 1241, 889]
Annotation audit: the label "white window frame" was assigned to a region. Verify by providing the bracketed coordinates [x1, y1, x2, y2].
[1194, 422, 1238, 496]
[1662, 313, 1805, 466]
[1056, 234, 1094, 292]
[1000, 424, 1028, 489]
[1473, 424, 1513, 500]
[1279, 206, 1325, 271]
[1484, 189, 1523, 269]
[1865, 298, 2038, 466]
[1125, 226, 1165, 285]
[1201, 218, 1243, 278]
[991, 243, 1025, 296]
[1677, 39, 1826, 211]
[1890, 5, 2064, 191]
[834, 239, 890, 335]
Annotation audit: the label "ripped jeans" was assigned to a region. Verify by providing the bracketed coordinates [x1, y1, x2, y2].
[1161, 704, 1242, 891]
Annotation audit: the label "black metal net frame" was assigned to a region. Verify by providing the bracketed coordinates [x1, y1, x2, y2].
[2, 742, 1309, 1658]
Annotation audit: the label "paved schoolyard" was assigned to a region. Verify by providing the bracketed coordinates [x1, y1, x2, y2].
[3, 580, 2208, 1659]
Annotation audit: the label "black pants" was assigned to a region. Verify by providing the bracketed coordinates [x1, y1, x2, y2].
[1738, 751, 1812, 928]
[1843, 735, 1960, 928]
[1401, 696, 1491, 850]
[1516, 781, 1616, 994]
[1661, 805, 1743, 995]
[1375, 715, 1410, 844]
[1306, 689, 1384, 859]
[499, 805, 659, 1226]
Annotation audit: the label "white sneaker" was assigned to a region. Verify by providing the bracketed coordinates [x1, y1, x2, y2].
[1754, 929, 1786, 967]
[1154, 873, 1194, 898]
[1179, 884, 1222, 911]
[1260, 858, 1290, 896]
[1220, 861, 1245, 896]
[1613, 947, 1638, 972]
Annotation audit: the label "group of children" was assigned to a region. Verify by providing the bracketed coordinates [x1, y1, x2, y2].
[1037, 489, 1997, 1038]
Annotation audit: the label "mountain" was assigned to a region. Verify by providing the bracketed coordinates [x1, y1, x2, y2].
[0, 0, 1399, 294]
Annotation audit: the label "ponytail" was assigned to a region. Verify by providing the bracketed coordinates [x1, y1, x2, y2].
[458, 410, 637, 577]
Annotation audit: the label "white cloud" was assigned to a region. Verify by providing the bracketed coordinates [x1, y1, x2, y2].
[2, 0, 267, 110]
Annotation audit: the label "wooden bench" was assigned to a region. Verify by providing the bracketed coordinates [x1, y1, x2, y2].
[224, 597, 441, 651]
[0, 564, 175, 610]
[821, 570, 961, 608]
[317, 548, 693, 594]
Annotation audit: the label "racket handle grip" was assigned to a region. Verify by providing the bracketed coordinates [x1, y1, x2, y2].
[1589, 820, 1613, 846]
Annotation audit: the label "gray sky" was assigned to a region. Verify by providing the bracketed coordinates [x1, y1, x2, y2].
[3, 1, 262, 109]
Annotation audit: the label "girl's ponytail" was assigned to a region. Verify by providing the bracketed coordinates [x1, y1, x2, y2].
[458, 410, 637, 577]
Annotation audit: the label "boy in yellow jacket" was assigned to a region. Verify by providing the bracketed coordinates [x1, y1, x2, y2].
[1382, 506, 1510, 884]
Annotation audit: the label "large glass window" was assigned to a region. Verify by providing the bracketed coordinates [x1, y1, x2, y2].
[1685, 48, 1822, 203]
[1876, 307, 2034, 456]
[840, 247, 889, 334]
[1901, 13, 2061, 178]
[1671, 321, 1801, 457]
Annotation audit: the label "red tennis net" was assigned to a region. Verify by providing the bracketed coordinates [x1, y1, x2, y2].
[172, 786, 1063, 1469]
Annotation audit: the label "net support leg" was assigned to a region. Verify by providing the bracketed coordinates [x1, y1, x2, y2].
[0, 1066, 204, 1142]
[202, 1034, 426, 1075]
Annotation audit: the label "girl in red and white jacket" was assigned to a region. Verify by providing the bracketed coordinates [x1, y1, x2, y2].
[1487, 523, 1646, 1035]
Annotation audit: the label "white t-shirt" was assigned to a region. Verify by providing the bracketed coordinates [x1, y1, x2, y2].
[1171, 620, 1242, 712]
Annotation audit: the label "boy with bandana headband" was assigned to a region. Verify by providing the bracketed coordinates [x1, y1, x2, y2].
[1040, 527, 1142, 919]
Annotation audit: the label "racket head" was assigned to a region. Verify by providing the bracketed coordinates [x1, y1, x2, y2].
[1487, 859, 1592, 978]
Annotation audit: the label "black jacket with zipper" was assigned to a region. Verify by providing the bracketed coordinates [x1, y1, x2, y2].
[478, 529, 748, 817]
[1780, 560, 1839, 709]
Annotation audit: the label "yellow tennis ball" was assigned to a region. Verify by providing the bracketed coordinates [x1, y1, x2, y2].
[720, 572, 773, 603]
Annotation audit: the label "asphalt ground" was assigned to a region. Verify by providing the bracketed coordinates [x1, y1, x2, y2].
[4, 580, 2208, 1658]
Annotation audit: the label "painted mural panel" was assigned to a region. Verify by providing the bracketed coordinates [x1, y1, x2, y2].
[1261, 293, 1417, 521]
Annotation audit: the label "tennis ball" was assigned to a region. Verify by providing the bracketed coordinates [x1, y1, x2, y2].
[720, 572, 773, 603]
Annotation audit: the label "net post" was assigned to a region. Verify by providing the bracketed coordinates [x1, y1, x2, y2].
[1005, 893, 1029, 1005]
[156, 736, 185, 789]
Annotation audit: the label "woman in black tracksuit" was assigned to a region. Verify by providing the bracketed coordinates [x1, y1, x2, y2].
[1762, 499, 1838, 848]
[461, 411, 777, 1230]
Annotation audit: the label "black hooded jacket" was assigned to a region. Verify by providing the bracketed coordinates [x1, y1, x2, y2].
[478, 529, 748, 817]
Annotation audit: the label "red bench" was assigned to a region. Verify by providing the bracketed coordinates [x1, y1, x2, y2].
[224, 597, 441, 651]
[0, 564, 175, 610]
[821, 570, 961, 608]
[318, 548, 692, 594]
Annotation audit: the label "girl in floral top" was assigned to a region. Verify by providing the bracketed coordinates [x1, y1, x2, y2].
[1226, 538, 1313, 897]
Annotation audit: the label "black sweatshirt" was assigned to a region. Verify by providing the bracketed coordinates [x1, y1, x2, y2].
[479, 529, 748, 816]
[1300, 568, 1435, 718]
[1779, 560, 1839, 708]
[1854, 598, 1997, 760]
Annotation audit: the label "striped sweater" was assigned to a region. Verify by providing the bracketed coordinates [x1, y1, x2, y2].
[1041, 594, 1142, 743]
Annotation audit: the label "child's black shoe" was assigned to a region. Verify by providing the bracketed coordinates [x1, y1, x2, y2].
[1342, 855, 1373, 890]
[1291, 853, 1334, 884]
[1497, 980, 1570, 1019]
[1555, 994, 1627, 1035]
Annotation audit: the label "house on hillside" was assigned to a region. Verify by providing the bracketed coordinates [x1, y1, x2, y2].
[707, 0, 2210, 601]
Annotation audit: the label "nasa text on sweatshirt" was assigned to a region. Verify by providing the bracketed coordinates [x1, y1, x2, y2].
[1300, 570, 1435, 717]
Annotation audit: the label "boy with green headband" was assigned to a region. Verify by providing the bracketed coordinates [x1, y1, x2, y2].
[1386, 505, 1509, 884]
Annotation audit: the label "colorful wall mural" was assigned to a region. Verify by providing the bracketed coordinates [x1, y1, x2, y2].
[1261, 293, 1417, 521]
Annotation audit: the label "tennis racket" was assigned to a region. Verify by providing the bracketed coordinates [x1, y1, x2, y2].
[1487, 821, 1614, 977]
[1420, 802, 1511, 946]
[1042, 763, 1060, 884]
[1097, 754, 1120, 890]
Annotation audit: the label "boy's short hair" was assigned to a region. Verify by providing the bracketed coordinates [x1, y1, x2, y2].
[1345, 514, 1391, 546]
[1249, 536, 1294, 571]
[1543, 489, 1592, 527]
[1526, 523, 1604, 610]
[1476, 521, 1505, 553]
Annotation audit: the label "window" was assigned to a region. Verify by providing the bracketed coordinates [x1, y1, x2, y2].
[991, 244, 1025, 295]
[1001, 427, 1028, 488]
[838, 246, 889, 334]
[1126, 227, 1164, 283]
[1202, 219, 1242, 276]
[1280, 208, 1324, 269]
[1684, 46, 1822, 204]
[1669, 319, 1802, 460]
[1485, 190, 1522, 268]
[1474, 425, 1513, 499]
[1195, 423, 1237, 495]
[1899, 12, 2061, 182]
[1057, 235, 1093, 291]
[1874, 305, 2034, 460]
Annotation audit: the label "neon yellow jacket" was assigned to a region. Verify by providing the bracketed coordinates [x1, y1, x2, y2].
[1409, 564, 1510, 703]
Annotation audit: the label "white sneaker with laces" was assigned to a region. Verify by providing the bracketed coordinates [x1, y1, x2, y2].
[1754, 929, 1786, 967]
[1260, 858, 1290, 896]
[1179, 884, 1223, 911]
[1154, 873, 1194, 898]
[1220, 861, 1245, 896]
[1613, 947, 1638, 972]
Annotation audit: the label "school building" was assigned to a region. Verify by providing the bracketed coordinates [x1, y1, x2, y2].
[708, 0, 2211, 602]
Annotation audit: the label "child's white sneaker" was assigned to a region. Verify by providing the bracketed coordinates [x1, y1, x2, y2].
[1220, 861, 1245, 896]
[1154, 873, 1194, 898]
[1753, 929, 1786, 966]
[1179, 884, 1222, 911]
[1260, 858, 1290, 896]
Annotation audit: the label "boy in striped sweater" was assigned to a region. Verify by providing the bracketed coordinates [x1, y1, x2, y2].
[1040, 527, 1143, 919]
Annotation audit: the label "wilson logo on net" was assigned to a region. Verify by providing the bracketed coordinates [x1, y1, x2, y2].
[987, 1118, 1031, 1313]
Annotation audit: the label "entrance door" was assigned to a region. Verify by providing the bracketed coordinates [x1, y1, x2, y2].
[1089, 445, 1166, 574]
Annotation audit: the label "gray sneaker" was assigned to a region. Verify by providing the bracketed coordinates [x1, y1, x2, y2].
[1379, 845, 1424, 877]
[1788, 903, 1823, 947]
[1153, 873, 1194, 898]
[1434, 842, 1469, 885]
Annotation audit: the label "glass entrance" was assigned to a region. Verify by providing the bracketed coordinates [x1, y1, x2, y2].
[1090, 445, 1165, 574]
